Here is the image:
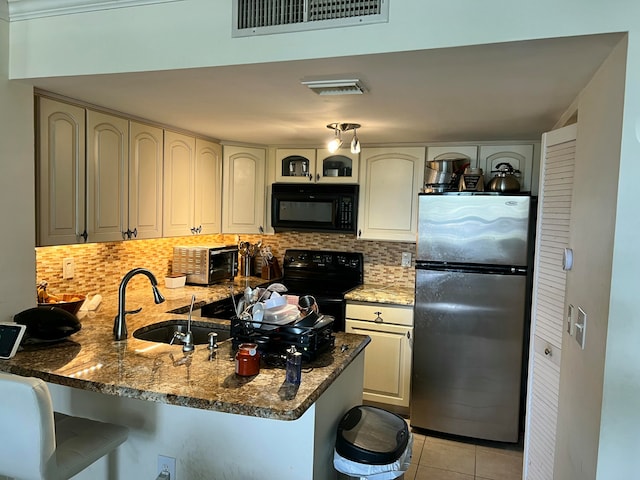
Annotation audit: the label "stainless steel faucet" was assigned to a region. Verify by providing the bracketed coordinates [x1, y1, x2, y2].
[170, 294, 196, 352]
[113, 268, 165, 340]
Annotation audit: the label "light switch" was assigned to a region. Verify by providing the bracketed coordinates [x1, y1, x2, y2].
[575, 306, 587, 349]
[567, 304, 574, 335]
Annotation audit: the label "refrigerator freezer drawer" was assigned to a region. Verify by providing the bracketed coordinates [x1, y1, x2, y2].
[410, 268, 527, 442]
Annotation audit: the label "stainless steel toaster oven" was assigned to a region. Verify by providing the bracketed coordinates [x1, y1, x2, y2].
[172, 245, 238, 285]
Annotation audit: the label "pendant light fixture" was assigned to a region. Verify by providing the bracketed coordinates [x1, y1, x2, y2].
[326, 123, 361, 154]
[327, 126, 343, 153]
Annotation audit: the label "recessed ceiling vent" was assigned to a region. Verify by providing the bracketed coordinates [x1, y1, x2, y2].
[233, 0, 388, 37]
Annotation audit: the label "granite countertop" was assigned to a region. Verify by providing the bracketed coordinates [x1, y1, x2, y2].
[0, 277, 370, 421]
[345, 284, 414, 306]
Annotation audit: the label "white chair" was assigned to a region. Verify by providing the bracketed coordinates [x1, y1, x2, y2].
[0, 372, 129, 480]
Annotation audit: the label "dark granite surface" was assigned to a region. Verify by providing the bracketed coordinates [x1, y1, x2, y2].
[0, 277, 370, 421]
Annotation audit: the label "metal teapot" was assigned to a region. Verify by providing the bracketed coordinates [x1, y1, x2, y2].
[487, 162, 521, 192]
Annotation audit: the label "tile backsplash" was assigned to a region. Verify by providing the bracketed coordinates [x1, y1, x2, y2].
[36, 233, 416, 297]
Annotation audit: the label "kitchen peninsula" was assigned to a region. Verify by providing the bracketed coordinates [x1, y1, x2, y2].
[0, 282, 369, 480]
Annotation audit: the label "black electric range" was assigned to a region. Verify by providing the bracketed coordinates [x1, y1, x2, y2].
[279, 249, 364, 332]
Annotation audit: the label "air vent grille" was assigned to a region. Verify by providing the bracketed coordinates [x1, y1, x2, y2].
[234, 0, 387, 36]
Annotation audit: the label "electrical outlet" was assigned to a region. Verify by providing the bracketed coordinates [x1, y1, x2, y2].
[158, 455, 176, 480]
[63, 257, 75, 279]
[401, 252, 412, 267]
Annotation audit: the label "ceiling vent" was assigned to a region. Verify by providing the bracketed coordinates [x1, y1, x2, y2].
[233, 0, 389, 37]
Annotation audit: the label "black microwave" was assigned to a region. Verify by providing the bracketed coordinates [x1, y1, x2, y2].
[271, 184, 358, 234]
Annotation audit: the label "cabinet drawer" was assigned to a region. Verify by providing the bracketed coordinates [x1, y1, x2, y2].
[346, 302, 413, 326]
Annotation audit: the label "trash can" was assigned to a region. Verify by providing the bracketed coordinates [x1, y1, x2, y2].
[333, 405, 413, 480]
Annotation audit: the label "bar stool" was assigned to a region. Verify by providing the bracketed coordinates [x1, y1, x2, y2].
[334, 405, 413, 480]
[0, 372, 129, 480]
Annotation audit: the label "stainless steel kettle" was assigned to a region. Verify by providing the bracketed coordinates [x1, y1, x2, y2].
[487, 162, 521, 192]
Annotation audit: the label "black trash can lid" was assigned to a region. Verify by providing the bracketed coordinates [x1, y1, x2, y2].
[335, 405, 409, 465]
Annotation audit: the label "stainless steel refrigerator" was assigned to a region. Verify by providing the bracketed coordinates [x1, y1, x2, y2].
[410, 193, 532, 443]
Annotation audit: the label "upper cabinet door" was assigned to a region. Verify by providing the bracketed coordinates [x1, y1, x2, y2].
[479, 144, 536, 193]
[426, 145, 478, 169]
[129, 122, 163, 240]
[37, 97, 86, 246]
[163, 131, 196, 237]
[194, 138, 222, 235]
[222, 145, 266, 234]
[358, 147, 425, 242]
[316, 150, 359, 183]
[274, 148, 358, 183]
[274, 149, 316, 183]
[87, 110, 129, 243]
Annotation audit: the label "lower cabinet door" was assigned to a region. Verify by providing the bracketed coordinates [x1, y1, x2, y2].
[345, 319, 413, 407]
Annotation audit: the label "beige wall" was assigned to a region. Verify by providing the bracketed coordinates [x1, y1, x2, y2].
[554, 37, 626, 480]
[596, 32, 640, 479]
[0, 16, 36, 322]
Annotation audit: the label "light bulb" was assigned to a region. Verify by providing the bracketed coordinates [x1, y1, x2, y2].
[327, 129, 342, 153]
[350, 131, 361, 154]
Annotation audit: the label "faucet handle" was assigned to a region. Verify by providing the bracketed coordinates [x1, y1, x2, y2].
[125, 307, 143, 316]
[208, 332, 219, 350]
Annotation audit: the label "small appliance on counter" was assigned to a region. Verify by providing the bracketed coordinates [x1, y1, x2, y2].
[172, 245, 238, 285]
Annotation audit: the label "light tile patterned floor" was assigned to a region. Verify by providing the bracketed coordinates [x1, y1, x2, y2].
[405, 429, 523, 480]
[337, 425, 523, 480]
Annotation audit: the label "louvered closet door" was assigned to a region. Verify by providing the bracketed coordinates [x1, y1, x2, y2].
[524, 124, 577, 480]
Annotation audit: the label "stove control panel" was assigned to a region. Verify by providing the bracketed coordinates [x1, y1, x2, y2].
[283, 250, 363, 272]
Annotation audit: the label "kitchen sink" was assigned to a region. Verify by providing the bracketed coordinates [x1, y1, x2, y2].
[132, 319, 231, 344]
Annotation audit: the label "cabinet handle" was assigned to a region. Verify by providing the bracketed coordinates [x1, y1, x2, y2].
[308, 174, 313, 182]
[122, 230, 128, 240]
[544, 347, 552, 356]
[190, 227, 196, 234]
[197, 225, 202, 234]
[131, 227, 137, 238]
[358, 229, 362, 237]
[80, 230, 88, 242]
[259, 225, 264, 233]
[374, 312, 383, 323]
[316, 173, 320, 182]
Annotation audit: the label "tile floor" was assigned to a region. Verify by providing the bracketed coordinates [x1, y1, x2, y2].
[337, 426, 524, 480]
[403, 428, 523, 480]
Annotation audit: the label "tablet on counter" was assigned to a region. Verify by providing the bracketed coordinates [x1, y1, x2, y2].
[0, 322, 26, 359]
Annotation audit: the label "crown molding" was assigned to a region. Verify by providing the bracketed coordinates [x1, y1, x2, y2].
[7, 0, 183, 21]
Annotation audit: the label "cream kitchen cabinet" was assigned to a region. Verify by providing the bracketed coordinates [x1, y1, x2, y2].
[479, 144, 536, 193]
[163, 131, 222, 237]
[37, 97, 86, 246]
[357, 147, 425, 242]
[37, 99, 163, 245]
[345, 302, 413, 408]
[222, 145, 266, 234]
[426, 145, 479, 169]
[128, 121, 164, 239]
[86, 109, 129, 243]
[274, 148, 358, 183]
